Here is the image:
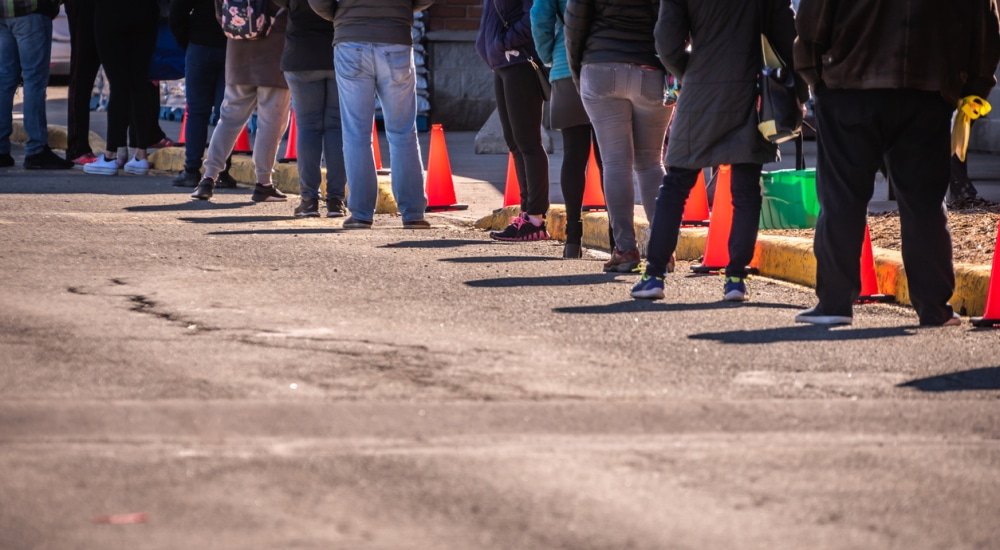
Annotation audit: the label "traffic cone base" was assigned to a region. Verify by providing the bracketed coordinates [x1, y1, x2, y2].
[691, 165, 733, 273]
[581, 143, 606, 211]
[856, 224, 895, 304]
[681, 169, 710, 227]
[971, 220, 1000, 327]
[279, 109, 297, 163]
[425, 124, 468, 212]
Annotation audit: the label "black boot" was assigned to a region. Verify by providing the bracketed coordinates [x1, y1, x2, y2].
[563, 220, 583, 259]
[948, 154, 978, 204]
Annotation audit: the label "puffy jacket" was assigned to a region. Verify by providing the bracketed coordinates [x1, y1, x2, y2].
[563, 0, 661, 84]
[169, 0, 227, 50]
[656, 0, 801, 169]
[530, 0, 570, 81]
[794, 0, 1000, 105]
[275, 0, 333, 72]
[307, 0, 431, 46]
[476, 0, 540, 70]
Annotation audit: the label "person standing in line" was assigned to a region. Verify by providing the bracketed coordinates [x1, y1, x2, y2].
[308, 0, 432, 229]
[83, 0, 161, 176]
[64, 0, 101, 166]
[169, 0, 237, 189]
[631, 0, 804, 301]
[564, 0, 671, 272]
[531, 0, 604, 258]
[275, 0, 347, 218]
[190, 0, 291, 202]
[792, 0, 1000, 326]
[477, 0, 551, 241]
[0, 0, 74, 170]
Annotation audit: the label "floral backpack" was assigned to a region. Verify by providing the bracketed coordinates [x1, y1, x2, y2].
[220, 0, 274, 40]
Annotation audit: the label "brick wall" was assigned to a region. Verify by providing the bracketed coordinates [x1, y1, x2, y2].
[427, 0, 482, 32]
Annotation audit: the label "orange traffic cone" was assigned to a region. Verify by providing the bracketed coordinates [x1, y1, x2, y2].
[691, 165, 734, 273]
[175, 106, 187, 147]
[581, 143, 606, 211]
[279, 110, 298, 163]
[856, 224, 895, 303]
[233, 124, 252, 155]
[425, 124, 467, 212]
[372, 120, 390, 175]
[972, 220, 1000, 327]
[502, 152, 521, 208]
[681, 169, 710, 226]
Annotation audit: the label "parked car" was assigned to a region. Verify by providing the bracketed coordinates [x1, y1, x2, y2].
[50, 7, 71, 77]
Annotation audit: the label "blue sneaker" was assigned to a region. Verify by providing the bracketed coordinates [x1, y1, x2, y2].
[631, 273, 665, 300]
[723, 276, 748, 301]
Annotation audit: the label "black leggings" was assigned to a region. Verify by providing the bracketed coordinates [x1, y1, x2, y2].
[494, 62, 549, 216]
[65, 0, 101, 159]
[94, 5, 159, 151]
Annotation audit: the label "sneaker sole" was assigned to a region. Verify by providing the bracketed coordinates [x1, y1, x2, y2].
[83, 167, 118, 176]
[343, 224, 372, 229]
[604, 261, 641, 273]
[489, 232, 550, 242]
[723, 291, 748, 302]
[631, 289, 664, 300]
[294, 212, 320, 218]
[794, 313, 853, 325]
[124, 168, 149, 175]
[252, 196, 288, 203]
[326, 212, 347, 218]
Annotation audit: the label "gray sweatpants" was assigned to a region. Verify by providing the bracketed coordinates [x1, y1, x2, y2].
[204, 84, 291, 184]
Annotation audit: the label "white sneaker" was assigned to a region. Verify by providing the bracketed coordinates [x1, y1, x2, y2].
[123, 157, 149, 175]
[82, 154, 119, 176]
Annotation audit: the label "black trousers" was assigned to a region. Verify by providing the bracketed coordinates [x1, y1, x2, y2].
[494, 63, 549, 217]
[646, 163, 762, 279]
[812, 87, 955, 324]
[93, 3, 159, 151]
[65, 0, 101, 159]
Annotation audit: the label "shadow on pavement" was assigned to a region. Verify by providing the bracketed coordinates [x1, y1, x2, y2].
[467, 273, 625, 288]
[440, 255, 564, 263]
[898, 366, 1000, 392]
[178, 215, 290, 224]
[689, 325, 914, 344]
[383, 239, 486, 249]
[208, 228, 340, 235]
[553, 300, 799, 315]
[126, 202, 250, 212]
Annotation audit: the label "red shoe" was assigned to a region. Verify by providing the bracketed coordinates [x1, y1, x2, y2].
[603, 247, 641, 273]
[71, 152, 98, 167]
[147, 138, 175, 151]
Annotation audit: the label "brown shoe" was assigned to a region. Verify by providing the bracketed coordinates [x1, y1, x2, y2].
[603, 247, 641, 273]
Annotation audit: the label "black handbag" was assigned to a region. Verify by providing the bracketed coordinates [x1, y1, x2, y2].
[528, 57, 552, 101]
[757, 2, 802, 144]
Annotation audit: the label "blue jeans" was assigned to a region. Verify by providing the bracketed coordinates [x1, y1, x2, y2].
[184, 43, 227, 173]
[335, 42, 426, 222]
[0, 13, 52, 156]
[285, 70, 346, 201]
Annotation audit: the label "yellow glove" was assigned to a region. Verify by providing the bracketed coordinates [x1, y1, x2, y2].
[952, 96, 992, 162]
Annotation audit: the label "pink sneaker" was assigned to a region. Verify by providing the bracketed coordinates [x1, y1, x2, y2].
[71, 152, 98, 167]
[147, 138, 175, 151]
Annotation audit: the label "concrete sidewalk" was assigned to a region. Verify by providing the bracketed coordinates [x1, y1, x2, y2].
[7, 87, 999, 317]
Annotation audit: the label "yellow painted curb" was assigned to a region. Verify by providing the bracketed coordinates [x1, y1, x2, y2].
[475, 209, 994, 317]
[12, 122, 105, 156]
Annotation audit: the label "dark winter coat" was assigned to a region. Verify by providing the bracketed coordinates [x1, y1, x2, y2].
[655, 0, 804, 169]
[475, 0, 540, 70]
[794, 0, 1000, 105]
[274, 0, 333, 72]
[563, 0, 661, 85]
[169, 0, 228, 50]
[307, 0, 431, 47]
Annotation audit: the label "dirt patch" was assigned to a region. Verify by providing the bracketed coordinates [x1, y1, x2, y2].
[760, 199, 999, 267]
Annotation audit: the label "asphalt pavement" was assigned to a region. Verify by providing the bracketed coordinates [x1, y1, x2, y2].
[0, 86, 998, 549]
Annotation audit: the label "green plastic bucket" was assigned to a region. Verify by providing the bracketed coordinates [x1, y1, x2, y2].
[759, 169, 818, 229]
